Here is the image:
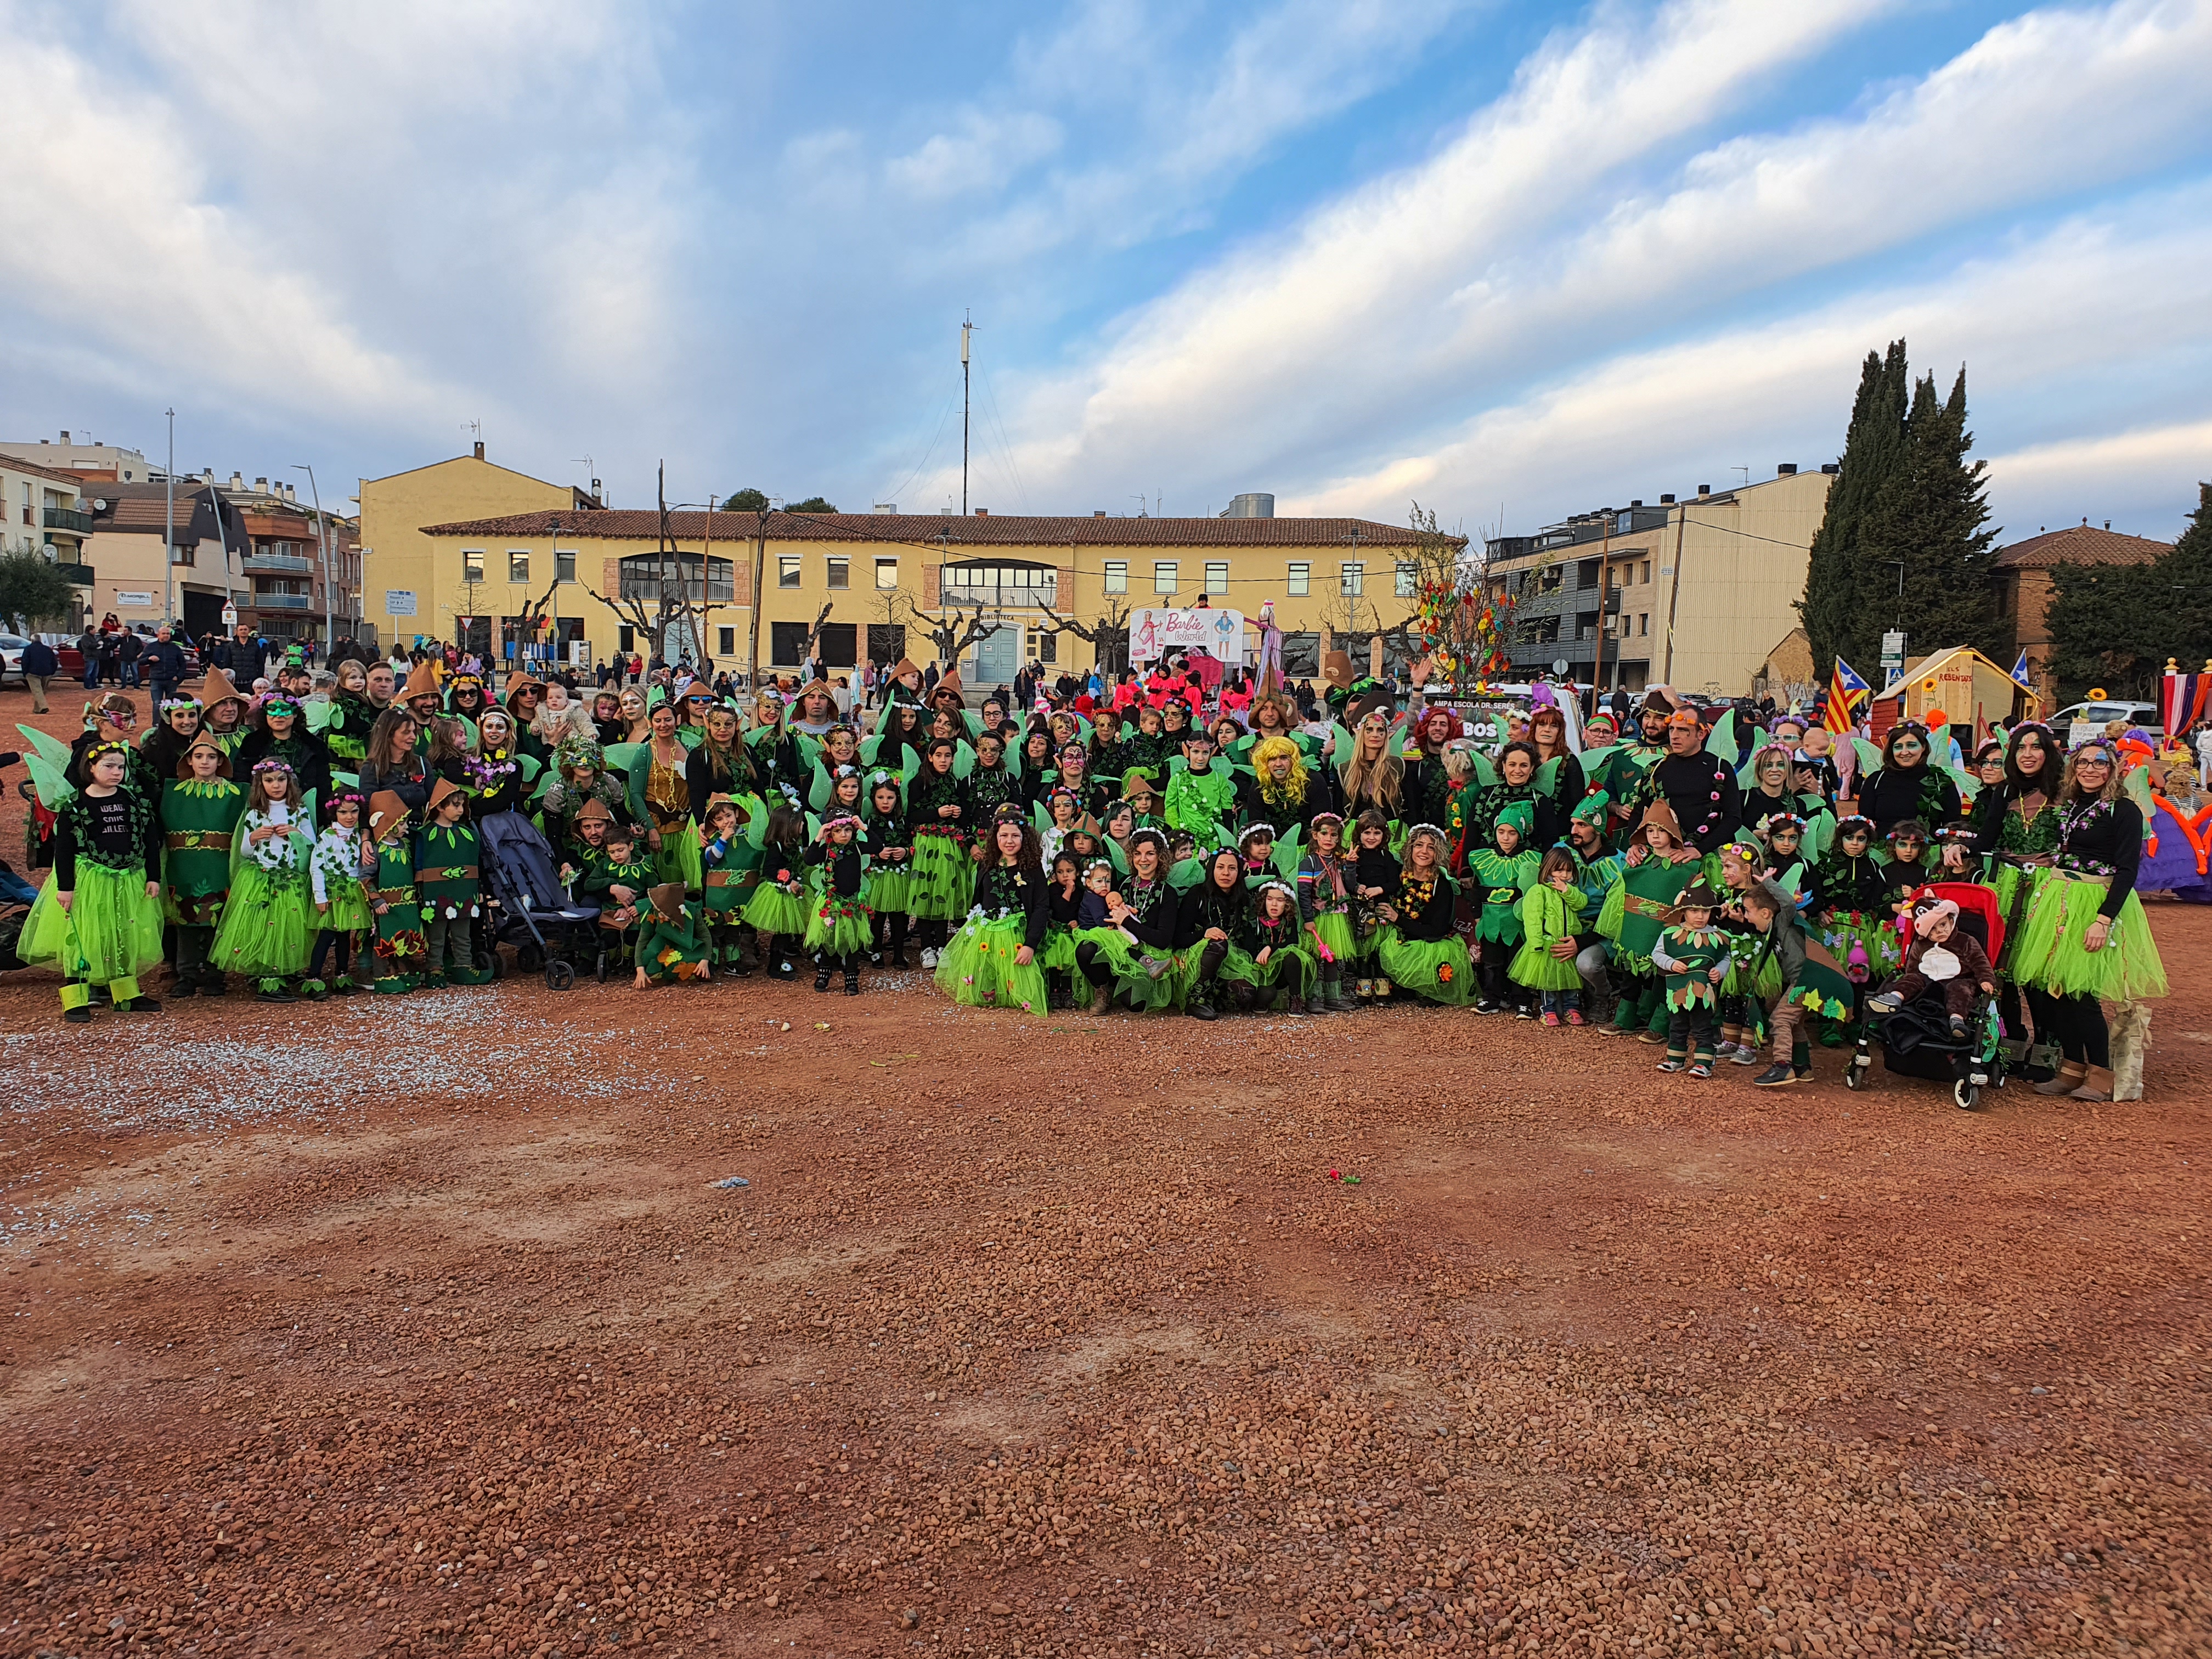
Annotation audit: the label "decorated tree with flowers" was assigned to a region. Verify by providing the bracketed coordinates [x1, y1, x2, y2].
[1385, 503, 1513, 691]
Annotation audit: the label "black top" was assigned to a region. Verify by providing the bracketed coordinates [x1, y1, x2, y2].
[1114, 876, 1180, 950]
[1858, 765, 1961, 838]
[970, 859, 1048, 948]
[54, 787, 161, 887]
[1646, 752, 1741, 852]
[1240, 768, 1341, 838]
[905, 768, 966, 837]
[1390, 868, 1457, 943]
[234, 728, 333, 803]
[686, 742, 757, 818]
[805, 838, 867, 899]
[1352, 842, 1400, 898]
[2056, 795, 2143, 918]
[1046, 882, 1085, 927]
[1178, 878, 1250, 949]
[1401, 757, 1455, 835]
[963, 763, 1021, 825]
[1812, 851, 1887, 917]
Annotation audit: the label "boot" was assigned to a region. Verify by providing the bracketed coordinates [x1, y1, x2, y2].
[1306, 991, 1329, 1015]
[2034, 1059, 2088, 1096]
[1374, 977, 1393, 1000]
[1087, 981, 1111, 1017]
[815, 956, 834, 992]
[843, 963, 861, 996]
[2068, 1064, 2114, 1103]
[1187, 984, 1218, 1021]
[1355, 977, 1373, 1005]
[1229, 982, 1257, 1013]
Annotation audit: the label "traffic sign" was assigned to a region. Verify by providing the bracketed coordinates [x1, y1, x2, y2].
[221, 605, 239, 628]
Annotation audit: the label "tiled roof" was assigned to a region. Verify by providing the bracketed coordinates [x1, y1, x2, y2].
[418, 509, 1449, 549]
[0, 452, 92, 487]
[1991, 524, 2169, 569]
[89, 482, 222, 541]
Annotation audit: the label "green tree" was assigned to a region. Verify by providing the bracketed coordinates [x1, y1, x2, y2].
[1800, 340, 1910, 680]
[2045, 482, 2212, 703]
[0, 549, 74, 633]
[787, 496, 838, 515]
[1853, 365, 2006, 673]
[721, 487, 769, 512]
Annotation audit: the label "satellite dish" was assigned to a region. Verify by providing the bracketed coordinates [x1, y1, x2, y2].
[1553, 658, 1569, 676]
[93, 498, 109, 511]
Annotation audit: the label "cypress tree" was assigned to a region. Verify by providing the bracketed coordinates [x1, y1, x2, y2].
[2045, 482, 2212, 703]
[1854, 365, 2006, 676]
[1799, 340, 1910, 679]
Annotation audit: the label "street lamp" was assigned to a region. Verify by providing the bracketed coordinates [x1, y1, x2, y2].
[292, 465, 335, 654]
[163, 408, 175, 626]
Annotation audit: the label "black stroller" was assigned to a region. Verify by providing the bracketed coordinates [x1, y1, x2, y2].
[478, 810, 603, 991]
[1842, 881, 2011, 1110]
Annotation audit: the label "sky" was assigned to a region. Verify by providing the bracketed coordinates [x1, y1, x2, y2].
[1, 0, 2209, 547]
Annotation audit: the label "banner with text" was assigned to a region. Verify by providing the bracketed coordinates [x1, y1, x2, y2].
[1128, 607, 1247, 668]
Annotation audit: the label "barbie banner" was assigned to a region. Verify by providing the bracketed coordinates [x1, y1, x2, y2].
[1128, 607, 1248, 667]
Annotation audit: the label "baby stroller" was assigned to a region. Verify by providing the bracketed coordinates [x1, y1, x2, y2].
[1843, 881, 2010, 1109]
[478, 810, 602, 991]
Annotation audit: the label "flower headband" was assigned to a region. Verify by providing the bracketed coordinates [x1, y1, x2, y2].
[251, 757, 295, 776]
[160, 695, 202, 715]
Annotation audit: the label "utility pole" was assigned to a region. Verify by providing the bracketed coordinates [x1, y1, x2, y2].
[163, 408, 176, 625]
[961, 313, 972, 519]
[292, 464, 334, 652]
[1593, 512, 1613, 699]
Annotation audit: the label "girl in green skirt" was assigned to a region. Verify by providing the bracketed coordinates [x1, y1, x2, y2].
[741, 804, 812, 979]
[1510, 847, 1586, 1024]
[935, 806, 1049, 1016]
[20, 741, 165, 1020]
[1376, 825, 1472, 1006]
[208, 759, 315, 1001]
[1295, 813, 1357, 1012]
[862, 771, 916, 967]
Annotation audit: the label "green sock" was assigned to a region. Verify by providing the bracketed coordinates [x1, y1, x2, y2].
[1792, 1040, 1810, 1072]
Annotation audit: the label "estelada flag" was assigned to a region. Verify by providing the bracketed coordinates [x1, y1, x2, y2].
[1824, 657, 1871, 734]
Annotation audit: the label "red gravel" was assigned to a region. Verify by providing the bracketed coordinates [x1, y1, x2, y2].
[2, 683, 2208, 1658]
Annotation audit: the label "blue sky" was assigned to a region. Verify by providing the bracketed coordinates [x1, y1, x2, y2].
[2, 0, 2209, 545]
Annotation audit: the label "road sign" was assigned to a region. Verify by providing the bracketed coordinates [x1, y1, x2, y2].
[1552, 658, 1569, 676]
[220, 605, 239, 627]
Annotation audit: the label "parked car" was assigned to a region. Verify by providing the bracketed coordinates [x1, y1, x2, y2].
[0, 634, 30, 686]
[2051, 700, 2161, 744]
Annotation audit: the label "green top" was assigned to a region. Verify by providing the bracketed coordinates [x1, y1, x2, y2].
[412, 822, 482, 916]
[1655, 922, 1728, 1010]
[159, 777, 245, 903]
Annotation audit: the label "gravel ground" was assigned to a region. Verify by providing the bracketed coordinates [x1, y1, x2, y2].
[1, 686, 2207, 1659]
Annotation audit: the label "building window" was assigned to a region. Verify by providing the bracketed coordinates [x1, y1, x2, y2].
[1639, 613, 1650, 636]
[509, 550, 531, 584]
[827, 557, 850, 590]
[556, 548, 574, 583]
[462, 549, 484, 582]
[1103, 560, 1128, 595]
[1537, 564, 1562, 593]
[1153, 561, 1177, 596]
[940, 561, 1057, 608]
[1286, 561, 1310, 597]
[618, 624, 635, 653]
[875, 557, 899, 590]
[718, 626, 737, 656]
[1395, 562, 1416, 598]
[617, 552, 735, 602]
[1640, 561, 1651, 584]
[1340, 562, 1363, 597]
[1204, 561, 1228, 595]
[1024, 626, 1058, 664]
[778, 554, 802, 588]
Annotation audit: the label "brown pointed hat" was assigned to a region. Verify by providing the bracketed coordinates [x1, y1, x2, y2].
[196, 665, 247, 709]
[400, 658, 443, 703]
[1637, 798, 1685, 845]
[368, 790, 411, 839]
[647, 882, 688, 918]
[423, 775, 465, 820]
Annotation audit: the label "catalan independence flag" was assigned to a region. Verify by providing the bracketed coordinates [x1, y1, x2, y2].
[1824, 657, 1871, 734]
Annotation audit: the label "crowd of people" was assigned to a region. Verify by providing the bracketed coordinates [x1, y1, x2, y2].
[5, 644, 2171, 1102]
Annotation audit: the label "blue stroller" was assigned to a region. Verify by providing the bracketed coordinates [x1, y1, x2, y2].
[478, 810, 602, 990]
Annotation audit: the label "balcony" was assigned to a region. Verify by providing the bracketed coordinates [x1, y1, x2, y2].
[49, 562, 94, 587]
[43, 506, 93, 535]
[252, 592, 313, 610]
[242, 552, 312, 573]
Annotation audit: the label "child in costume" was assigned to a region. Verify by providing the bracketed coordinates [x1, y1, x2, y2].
[207, 759, 314, 1002]
[1882, 819, 1935, 927]
[1039, 786, 1083, 868]
[21, 740, 165, 1020]
[1742, 877, 1853, 1087]
[1650, 882, 1728, 1076]
[1811, 814, 1893, 989]
[1595, 802, 1699, 1041]
[1040, 851, 1087, 1008]
[1295, 812, 1357, 1013]
[741, 803, 811, 979]
[1510, 845, 1585, 1025]
[936, 803, 1049, 1016]
[306, 787, 372, 996]
[1759, 812, 1812, 896]
[1376, 823, 1471, 1006]
[862, 770, 915, 967]
[1163, 729, 1237, 852]
[1349, 809, 1398, 1003]
[1240, 879, 1316, 1013]
[1866, 893, 1996, 1037]
[1177, 845, 1254, 1019]
[1713, 842, 1775, 1064]
[698, 794, 756, 976]
[363, 791, 427, 993]
[413, 778, 489, 988]
[1073, 827, 1182, 1014]
[804, 812, 874, 995]
[634, 882, 711, 986]
[159, 734, 244, 997]
[580, 822, 653, 973]
[904, 737, 969, 968]
[1469, 803, 1539, 1015]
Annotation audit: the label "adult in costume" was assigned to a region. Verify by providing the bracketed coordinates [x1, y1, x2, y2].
[1857, 721, 1961, 839]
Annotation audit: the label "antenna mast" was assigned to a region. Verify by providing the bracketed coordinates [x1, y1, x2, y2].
[960, 313, 972, 518]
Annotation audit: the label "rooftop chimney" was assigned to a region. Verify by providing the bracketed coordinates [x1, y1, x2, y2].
[255, 477, 268, 490]
[1629, 499, 1643, 509]
[1220, 492, 1276, 520]
[1659, 493, 1675, 505]
[59, 430, 70, 444]
[1820, 463, 1839, 474]
[230, 473, 244, 491]
[1777, 463, 1798, 476]
[1697, 484, 1711, 498]
[1093, 510, 1107, 518]
[473, 441, 486, 461]
[974, 507, 989, 516]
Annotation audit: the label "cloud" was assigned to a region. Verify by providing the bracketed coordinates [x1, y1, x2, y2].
[888, 111, 1064, 201]
[1985, 421, 2212, 540]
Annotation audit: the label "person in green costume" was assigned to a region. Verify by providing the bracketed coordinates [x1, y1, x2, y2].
[697, 794, 757, 975]
[363, 791, 426, 992]
[413, 778, 491, 988]
[323, 657, 379, 770]
[19, 740, 165, 1020]
[1240, 879, 1318, 1012]
[1595, 800, 1699, 1041]
[1743, 878, 1855, 1087]
[1468, 802, 1539, 1015]
[1375, 823, 1471, 1006]
[1651, 881, 1729, 1076]
[1164, 729, 1238, 852]
[579, 821, 654, 975]
[159, 735, 245, 997]
[1564, 789, 1626, 1017]
[1509, 845, 1587, 1024]
[207, 759, 315, 1002]
[634, 881, 711, 987]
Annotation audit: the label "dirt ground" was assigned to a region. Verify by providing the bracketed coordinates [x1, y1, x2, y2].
[1, 684, 2207, 1659]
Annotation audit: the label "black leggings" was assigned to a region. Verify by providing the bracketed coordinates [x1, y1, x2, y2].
[2024, 986, 2108, 1066]
[307, 929, 352, 979]
[1075, 941, 1110, 985]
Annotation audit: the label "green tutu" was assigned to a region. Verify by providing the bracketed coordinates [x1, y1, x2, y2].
[1377, 927, 1473, 1005]
[1719, 930, 1782, 999]
[1818, 909, 1899, 986]
[743, 881, 814, 938]
[1176, 938, 1261, 1002]
[1248, 939, 1318, 1001]
[1038, 924, 1082, 975]
[655, 826, 704, 893]
[2010, 873, 2168, 1002]
[208, 862, 314, 978]
[321, 878, 374, 936]
[906, 833, 971, 922]
[934, 912, 1049, 1016]
[865, 865, 915, 913]
[804, 893, 875, 956]
[1308, 910, 1355, 969]
[20, 863, 163, 985]
[1076, 924, 1182, 1012]
[1507, 932, 1582, 992]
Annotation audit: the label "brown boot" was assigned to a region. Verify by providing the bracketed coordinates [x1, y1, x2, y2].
[2034, 1059, 2087, 1096]
[1087, 983, 1111, 1017]
[2069, 1064, 2115, 1102]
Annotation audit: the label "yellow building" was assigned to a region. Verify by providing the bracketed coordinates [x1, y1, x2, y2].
[1481, 466, 1837, 697]
[359, 445, 600, 657]
[397, 493, 1444, 682]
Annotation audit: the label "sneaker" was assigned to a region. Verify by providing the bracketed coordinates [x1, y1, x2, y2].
[1866, 992, 1903, 1014]
[1187, 1000, 1217, 1022]
[1713, 1040, 1737, 1058]
[919, 947, 939, 969]
[1541, 1010, 1561, 1028]
[169, 978, 198, 1000]
[64, 1005, 93, 1024]
[1565, 1009, 1586, 1026]
[1752, 1062, 1803, 1087]
[1688, 1061, 1713, 1079]
[1948, 1013, 1968, 1037]
[1635, 1029, 1666, 1045]
[1729, 1045, 1762, 1065]
[1656, 1058, 1686, 1073]
[1142, 955, 1170, 981]
[117, 996, 162, 1013]
[1514, 1004, 1536, 1020]
[1472, 999, 1503, 1015]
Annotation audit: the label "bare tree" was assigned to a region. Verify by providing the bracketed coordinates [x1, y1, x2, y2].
[887, 590, 999, 671]
[798, 601, 834, 671]
[1037, 593, 1133, 675]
